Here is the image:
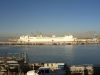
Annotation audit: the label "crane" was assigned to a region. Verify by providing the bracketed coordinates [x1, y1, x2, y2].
[31, 32, 34, 37]
[88, 31, 98, 42]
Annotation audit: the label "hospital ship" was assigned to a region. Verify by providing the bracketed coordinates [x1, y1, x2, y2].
[18, 34, 76, 43]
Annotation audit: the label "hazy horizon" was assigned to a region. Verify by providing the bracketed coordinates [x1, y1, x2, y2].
[0, 0, 100, 38]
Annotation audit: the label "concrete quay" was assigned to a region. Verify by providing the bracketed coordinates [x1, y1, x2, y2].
[0, 41, 100, 45]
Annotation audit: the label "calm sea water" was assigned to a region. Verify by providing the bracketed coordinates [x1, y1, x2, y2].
[0, 44, 100, 65]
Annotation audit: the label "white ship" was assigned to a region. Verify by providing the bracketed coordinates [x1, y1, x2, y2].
[18, 34, 76, 43]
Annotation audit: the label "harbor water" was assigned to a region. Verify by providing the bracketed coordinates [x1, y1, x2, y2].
[0, 44, 100, 65]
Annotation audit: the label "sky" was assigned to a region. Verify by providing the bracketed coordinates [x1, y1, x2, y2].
[0, 0, 100, 38]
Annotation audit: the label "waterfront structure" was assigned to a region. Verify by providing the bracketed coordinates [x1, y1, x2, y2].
[70, 65, 93, 75]
[0, 52, 29, 75]
[1, 52, 100, 75]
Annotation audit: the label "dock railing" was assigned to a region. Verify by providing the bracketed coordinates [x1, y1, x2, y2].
[0, 52, 29, 63]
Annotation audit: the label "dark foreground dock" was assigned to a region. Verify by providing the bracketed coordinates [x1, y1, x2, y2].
[0, 52, 100, 75]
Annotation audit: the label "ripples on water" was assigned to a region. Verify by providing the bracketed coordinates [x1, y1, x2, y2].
[0, 44, 100, 65]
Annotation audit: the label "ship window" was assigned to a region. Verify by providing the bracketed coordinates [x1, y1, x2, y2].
[45, 70, 49, 73]
[41, 70, 44, 73]
[38, 70, 44, 74]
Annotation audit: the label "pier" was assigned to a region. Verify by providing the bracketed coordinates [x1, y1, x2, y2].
[0, 40, 100, 45]
[0, 52, 30, 75]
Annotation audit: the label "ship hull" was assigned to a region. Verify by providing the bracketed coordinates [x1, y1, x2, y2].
[18, 35, 75, 43]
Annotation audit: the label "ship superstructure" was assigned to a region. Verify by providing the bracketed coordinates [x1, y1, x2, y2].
[18, 34, 76, 43]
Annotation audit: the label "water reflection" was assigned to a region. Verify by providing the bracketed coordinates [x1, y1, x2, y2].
[0, 45, 100, 65]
